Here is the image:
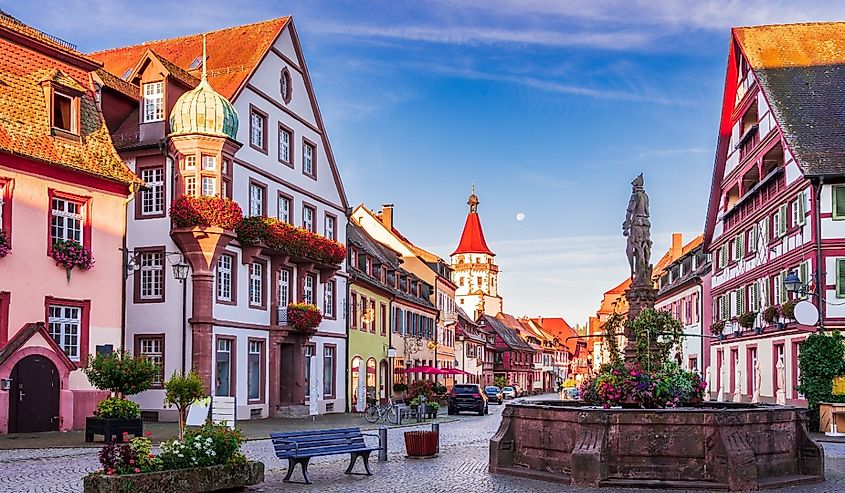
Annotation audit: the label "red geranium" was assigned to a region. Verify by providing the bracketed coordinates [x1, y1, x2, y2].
[51, 239, 94, 281]
[236, 216, 346, 266]
[287, 302, 322, 332]
[170, 196, 243, 230]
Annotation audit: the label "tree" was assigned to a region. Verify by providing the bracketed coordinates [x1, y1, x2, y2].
[84, 350, 158, 399]
[164, 372, 205, 440]
[797, 332, 845, 430]
[493, 376, 508, 389]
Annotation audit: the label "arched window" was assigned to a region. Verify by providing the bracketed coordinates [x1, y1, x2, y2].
[379, 360, 389, 400]
[366, 358, 377, 402]
[351, 356, 362, 406]
[280, 67, 292, 104]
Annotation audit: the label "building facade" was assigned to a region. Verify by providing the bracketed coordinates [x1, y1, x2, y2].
[451, 190, 503, 318]
[0, 13, 137, 433]
[454, 307, 487, 385]
[703, 23, 845, 404]
[479, 314, 534, 393]
[92, 17, 349, 419]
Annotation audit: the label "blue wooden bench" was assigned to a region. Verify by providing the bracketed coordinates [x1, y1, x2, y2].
[270, 427, 383, 484]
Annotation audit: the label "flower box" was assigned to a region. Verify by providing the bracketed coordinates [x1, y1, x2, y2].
[84, 417, 143, 444]
[82, 461, 264, 493]
[287, 303, 323, 333]
[170, 196, 243, 230]
[237, 216, 345, 266]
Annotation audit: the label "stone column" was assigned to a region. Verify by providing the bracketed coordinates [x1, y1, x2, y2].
[623, 284, 656, 363]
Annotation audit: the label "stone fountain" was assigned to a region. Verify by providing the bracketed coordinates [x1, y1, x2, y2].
[489, 175, 824, 491]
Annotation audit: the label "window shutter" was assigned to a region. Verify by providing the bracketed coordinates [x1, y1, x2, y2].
[834, 187, 845, 220]
[738, 232, 745, 258]
[760, 218, 768, 242]
[761, 278, 769, 307]
[748, 225, 757, 253]
[837, 259, 845, 298]
[778, 204, 788, 236]
[780, 272, 788, 303]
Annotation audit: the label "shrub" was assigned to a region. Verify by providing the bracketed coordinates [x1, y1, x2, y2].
[287, 303, 323, 332]
[98, 436, 159, 476]
[797, 332, 845, 430]
[427, 402, 441, 412]
[492, 376, 508, 389]
[94, 397, 140, 420]
[737, 311, 757, 329]
[762, 305, 779, 324]
[0, 230, 10, 257]
[433, 383, 447, 395]
[51, 239, 94, 280]
[236, 216, 346, 265]
[84, 350, 158, 398]
[781, 300, 796, 320]
[170, 196, 243, 230]
[580, 361, 705, 409]
[159, 423, 244, 470]
[164, 372, 205, 440]
[408, 380, 435, 401]
[393, 383, 408, 393]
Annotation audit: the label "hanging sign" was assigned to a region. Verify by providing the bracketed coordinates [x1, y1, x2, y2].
[833, 376, 845, 396]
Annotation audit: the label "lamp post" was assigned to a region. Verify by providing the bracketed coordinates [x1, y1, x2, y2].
[172, 261, 190, 374]
[783, 271, 803, 294]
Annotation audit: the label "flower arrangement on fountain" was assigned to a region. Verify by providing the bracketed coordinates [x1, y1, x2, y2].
[170, 195, 243, 229]
[51, 239, 94, 280]
[0, 230, 10, 257]
[579, 309, 706, 409]
[236, 216, 346, 265]
[287, 302, 322, 332]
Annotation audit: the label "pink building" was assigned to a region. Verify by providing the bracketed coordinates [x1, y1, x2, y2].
[0, 13, 137, 433]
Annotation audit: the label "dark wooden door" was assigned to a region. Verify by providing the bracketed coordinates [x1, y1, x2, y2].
[9, 355, 59, 433]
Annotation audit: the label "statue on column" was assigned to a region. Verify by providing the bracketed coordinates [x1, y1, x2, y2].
[733, 365, 743, 403]
[718, 363, 726, 402]
[752, 362, 762, 404]
[705, 365, 712, 397]
[623, 174, 653, 287]
[776, 357, 787, 405]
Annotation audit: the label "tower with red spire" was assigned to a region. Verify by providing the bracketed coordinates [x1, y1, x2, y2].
[450, 187, 503, 318]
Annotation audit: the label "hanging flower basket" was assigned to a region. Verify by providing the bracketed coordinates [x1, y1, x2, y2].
[287, 303, 322, 333]
[51, 239, 94, 281]
[236, 216, 346, 266]
[709, 320, 725, 336]
[0, 230, 10, 257]
[170, 196, 243, 230]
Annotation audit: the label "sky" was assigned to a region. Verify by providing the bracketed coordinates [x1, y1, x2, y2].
[5, 0, 845, 325]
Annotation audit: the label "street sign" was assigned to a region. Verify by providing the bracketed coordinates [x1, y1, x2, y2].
[794, 301, 819, 326]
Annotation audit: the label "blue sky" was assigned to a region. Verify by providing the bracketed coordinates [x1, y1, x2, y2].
[6, 0, 845, 324]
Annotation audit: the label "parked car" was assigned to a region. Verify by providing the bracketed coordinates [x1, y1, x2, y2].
[564, 387, 580, 400]
[501, 386, 516, 400]
[448, 384, 489, 415]
[484, 386, 503, 404]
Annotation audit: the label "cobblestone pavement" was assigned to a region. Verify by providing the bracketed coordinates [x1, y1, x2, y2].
[2, 396, 844, 493]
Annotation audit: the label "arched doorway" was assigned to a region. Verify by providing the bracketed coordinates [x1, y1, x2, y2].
[9, 355, 59, 433]
[379, 360, 388, 401]
[351, 356, 362, 408]
[366, 358, 377, 404]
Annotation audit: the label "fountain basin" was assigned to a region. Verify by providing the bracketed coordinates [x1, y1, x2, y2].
[489, 400, 824, 491]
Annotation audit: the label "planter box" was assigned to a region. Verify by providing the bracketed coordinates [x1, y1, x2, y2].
[83, 461, 264, 493]
[405, 431, 438, 458]
[85, 417, 143, 444]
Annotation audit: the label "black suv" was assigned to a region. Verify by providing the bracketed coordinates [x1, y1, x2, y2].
[448, 384, 488, 416]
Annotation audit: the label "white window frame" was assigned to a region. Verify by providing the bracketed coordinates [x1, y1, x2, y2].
[140, 167, 164, 216]
[184, 155, 197, 170]
[324, 215, 335, 240]
[249, 184, 264, 217]
[304, 274, 314, 304]
[279, 269, 290, 305]
[48, 305, 81, 361]
[142, 82, 164, 123]
[201, 176, 216, 197]
[277, 195, 291, 223]
[139, 251, 164, 300]
[185, 176, 197, 197]
[202, 155, 216, 171]
[302, 205, 314, 232]
[51, 197, 83, 245]
[249, 262, 264, 307]
[324, 281, 334, 317]
[278, 127, 291, 164]
[250, 111, 264, 149]
[217, 254, 233, 302]
[303, 142, 314, 175]
[248, 340, 262, 401]
[139, 337, 164, 385]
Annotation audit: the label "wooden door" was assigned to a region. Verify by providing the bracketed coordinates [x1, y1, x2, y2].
[9, 355, 59, 433]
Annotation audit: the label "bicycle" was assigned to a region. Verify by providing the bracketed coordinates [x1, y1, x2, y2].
[363, 396, 399, 424]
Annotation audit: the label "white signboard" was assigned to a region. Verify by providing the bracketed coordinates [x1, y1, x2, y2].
[309, 355, 321, 416]
[355, 358, 367, 412]
[211, 396, 236, 429]
[186, 396, 211, 426]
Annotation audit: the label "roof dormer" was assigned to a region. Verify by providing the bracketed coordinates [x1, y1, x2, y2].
[39, 69, 84, 139]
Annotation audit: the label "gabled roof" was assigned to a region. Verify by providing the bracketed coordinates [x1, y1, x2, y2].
[0, 322, 76, 371]
[130, 49, 200, 89]
[452, 212, 494, 256]
[94, 68, 139, 101]
[480, 314, 534, 352]
[0, 18, 137, 186]
[348, 220, 401, 269]
[531, 317, 581, 352]
[90, 17, 289, 100]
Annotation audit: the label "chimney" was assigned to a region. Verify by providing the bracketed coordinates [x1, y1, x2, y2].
[672, 233, 682, 259]
[381, 204, 394, 229]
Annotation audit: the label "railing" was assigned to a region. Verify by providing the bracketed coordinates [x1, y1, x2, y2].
[738, 128, 760, 161]
[0, 10, 77, 51]
[276, 305, 289, 326]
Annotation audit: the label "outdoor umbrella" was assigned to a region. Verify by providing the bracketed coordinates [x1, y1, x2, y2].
[437, 368, 472, 375]
[399, 366, 441, 374]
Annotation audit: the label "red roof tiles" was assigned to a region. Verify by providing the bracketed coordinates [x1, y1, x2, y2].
[452, 212, 494, 256]
[90, 17, 289, 100]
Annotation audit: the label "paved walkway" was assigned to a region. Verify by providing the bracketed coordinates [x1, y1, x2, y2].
[2, 396, 844, 492]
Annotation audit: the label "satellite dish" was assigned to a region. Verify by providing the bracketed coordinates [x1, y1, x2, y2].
[794, 300, 819, 326]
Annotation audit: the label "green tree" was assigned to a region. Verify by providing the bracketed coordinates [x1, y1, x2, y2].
[84, 350, 158, 398]
[797, 332, 845, 430]
[493, 376, 508, 389]
[164, 372, 206, 440]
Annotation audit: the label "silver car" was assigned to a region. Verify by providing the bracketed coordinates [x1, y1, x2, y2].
[501, 386, 516, 399]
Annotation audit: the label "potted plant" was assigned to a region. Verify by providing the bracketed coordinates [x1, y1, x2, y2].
[426, 401, 441, 418]
[51, 239, 94, 281]
[287, 302, 323, 333]
[83, 422, 264, 493]
[710, 321, 725, 340]
[738, 311, 756, 331]
[781, 300, 796, 324]
[84, 350, 158, 444]
[762, 305, 779, 326]
[163, 372, 205, 440]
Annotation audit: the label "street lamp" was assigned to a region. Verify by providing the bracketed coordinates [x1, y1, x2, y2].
[172, 261, 190, 374]
[784, 271, 803, 294]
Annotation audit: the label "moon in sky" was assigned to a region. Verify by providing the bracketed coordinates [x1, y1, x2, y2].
[516, 212, 526, 222]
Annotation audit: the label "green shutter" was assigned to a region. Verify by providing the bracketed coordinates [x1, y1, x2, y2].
[778, 204, 788, 236]
[834, 187, 845, 220]
[780, 272, 788, 302]
[837, 259, 845, 298]
[797, 192, 806, 226]
[748, 225, 757, 253]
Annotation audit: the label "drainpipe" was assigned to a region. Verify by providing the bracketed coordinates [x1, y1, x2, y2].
[814, 177, 825, 331]
[345, 273, 352, 413]
[121, 184, 138, 351]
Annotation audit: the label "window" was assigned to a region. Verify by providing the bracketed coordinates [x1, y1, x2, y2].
[142, 82, 164, 122]
[836, 259, 845, 298]
[351, 293, 358, 329]
[215, 338, 234, 397]
[304, 274, 315, 304]
[202, 155, 216, 171]
[278, 125, 292, 165]
[184, 155, 197, 170]
[249, 262, 264, 307]
[249, 182, 265, 217]
[733, 232, 744, 261]
[280, 68, 292, 103]
[52, 92, 76, 133]
[249, 106, 267, 152]
[201, 176, 216, 197]
[277, 194, 291, 223]
[323, 281, 335, 318]
[303, 140, 315, 177]
[248, 340, 263, 401]
[834, 186, 845, 220]
[777, 204, 788, 237]
[138, 336, 164, 386]
[185, 176, 197, 197]
[323, 346, 335, 397]
[48, 304, 80, 360]
[51, 197, 83, 245]
[139, 250, 164, 301]
[278, 269, 291, 305]
[139, 167, 165, 216]
[217, 254, 234, 302]
[324, 214, 336, 241]
[793, 191, 806, 226]
[304, 345, 314, 398]
[302, 205, 315, 232]
[380, 302, 387, 336]
[747, 224, 757, 253]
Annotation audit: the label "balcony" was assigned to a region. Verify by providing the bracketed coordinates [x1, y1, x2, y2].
[275, 305, 289, 326]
